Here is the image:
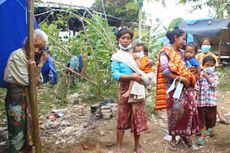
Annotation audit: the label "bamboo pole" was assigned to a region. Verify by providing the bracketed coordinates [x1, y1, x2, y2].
[138, 7, 142, 40]
[27, 0, 42, 152]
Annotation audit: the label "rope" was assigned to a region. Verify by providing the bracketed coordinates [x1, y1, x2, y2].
[52, 60, 98, 86]
[16, 0, 28, 24]
[38, 12, 51, 25]
[53, 59, 106, 99]
[16, 0, 27, 11]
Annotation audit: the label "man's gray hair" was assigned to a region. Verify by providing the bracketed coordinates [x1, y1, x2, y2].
[34, 29, 48, 44]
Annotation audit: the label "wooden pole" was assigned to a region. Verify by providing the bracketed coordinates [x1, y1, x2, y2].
[138, 7, 142, 40]
[28, 0, 42, 152]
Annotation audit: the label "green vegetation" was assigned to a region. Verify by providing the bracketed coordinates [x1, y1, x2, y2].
[40, 15, 118, 104]
[218, 68, 230, 91]
[1, 0, 229, 120]
[92, 0, 141, 25]
[146, 85, 156, 117]
[37, 6, 163, 108]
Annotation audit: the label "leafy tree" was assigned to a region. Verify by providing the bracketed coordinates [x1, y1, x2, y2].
[168, 17, 183, 30]
[179, 0, 230, 18]
[91, 0, 140, 25]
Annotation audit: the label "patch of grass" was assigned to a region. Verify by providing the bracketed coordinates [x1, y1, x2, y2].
[217, 67, 230, 91]
[146, 85, 156, 117]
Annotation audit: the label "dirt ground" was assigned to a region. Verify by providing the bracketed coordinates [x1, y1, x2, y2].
[1, 91, 230, 153]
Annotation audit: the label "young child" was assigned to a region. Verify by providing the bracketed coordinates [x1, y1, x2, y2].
[196, 37, 219, 69]
[122, 43, 154, 98]
[195, 38, 228, 124]
[195, 55, 219, 146]
[185, 43, 201, 78]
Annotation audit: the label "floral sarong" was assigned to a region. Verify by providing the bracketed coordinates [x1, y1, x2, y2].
[5, 84, 32, 153]
[167, 88, 200, 136]
[117, 81, 148, 134]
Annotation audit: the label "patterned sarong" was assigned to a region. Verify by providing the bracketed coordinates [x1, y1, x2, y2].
[5, 84, 33, 153]
[167, 88, 200, 136]
[117, 81, 148, 134]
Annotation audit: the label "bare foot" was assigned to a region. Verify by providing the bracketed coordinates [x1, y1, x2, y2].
[135, 145, 145, 153]
[219, 117, 230, 125]
[181, 136, 193, 147]
[122, 91, 130, 98]
[168, 140, 177, 151]
[114, 147, 123, 153]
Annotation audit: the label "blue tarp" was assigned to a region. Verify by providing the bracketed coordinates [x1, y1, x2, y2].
[179, 19, 230, 36]
[184, 18, 211, 25]
[42, 55, 58, 85]
[0, 0, 37, 87]
[159, 34, 194, 46]
[0, 0, 6, 5]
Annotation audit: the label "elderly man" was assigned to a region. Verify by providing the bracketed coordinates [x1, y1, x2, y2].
[4, 29, 48, 153]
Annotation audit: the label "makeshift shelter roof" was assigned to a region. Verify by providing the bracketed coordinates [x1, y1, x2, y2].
[35, 2, 122, 28]
[180, 18, 230, 61]
[179, 18, 230, 37]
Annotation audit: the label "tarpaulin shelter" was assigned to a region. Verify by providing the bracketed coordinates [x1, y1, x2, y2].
[35, 2, 122, 32]
[179, 18, 230, 62]
[0, 0, 37, 87]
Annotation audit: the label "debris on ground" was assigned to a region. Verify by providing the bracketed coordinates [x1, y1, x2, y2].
[0, 91, 230, 153]
[90, 99, 118, 120]
[40, 104, 92, 145]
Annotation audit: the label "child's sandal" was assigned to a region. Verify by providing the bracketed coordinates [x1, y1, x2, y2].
[204, 128, 212, 137]
[197, 138, 205, 146]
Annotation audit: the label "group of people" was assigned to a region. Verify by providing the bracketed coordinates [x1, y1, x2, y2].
[3, 26, 227, 153]
[111, 27, 228, 153]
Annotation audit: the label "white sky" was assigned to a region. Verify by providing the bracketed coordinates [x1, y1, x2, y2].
[143, 0, 214, 27]
[41, 0, 214, 27]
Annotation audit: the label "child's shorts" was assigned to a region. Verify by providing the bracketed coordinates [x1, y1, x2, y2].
[198, 106, 217, 129]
